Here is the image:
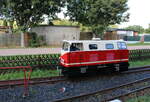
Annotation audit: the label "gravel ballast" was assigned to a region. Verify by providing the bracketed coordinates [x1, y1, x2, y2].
[1, 71, 150, 102]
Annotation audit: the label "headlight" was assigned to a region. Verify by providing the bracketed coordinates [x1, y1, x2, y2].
[60, 58, 64, 63]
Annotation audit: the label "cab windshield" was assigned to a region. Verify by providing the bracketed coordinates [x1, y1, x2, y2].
[62, 42, 70, 51]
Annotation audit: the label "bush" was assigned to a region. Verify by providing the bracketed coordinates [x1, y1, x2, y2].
[28, 32, 46, 47]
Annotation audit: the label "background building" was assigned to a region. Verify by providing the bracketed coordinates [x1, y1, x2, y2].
[0, 26, 12, 34]
[31, 25, 80, 46]
[79, 32, 93, 40]
[104, 28, 138, 40]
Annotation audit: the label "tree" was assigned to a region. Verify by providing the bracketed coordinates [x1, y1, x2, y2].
[145, 28, 150, 34]
[0, 0, 5, 13]
[0, 0, 65, 32]
[145, 24, 150, 34]
[53, 19, 92, 32]
[52, 19, 79, 26]
[145, 29, 150, 34]
[125, 25, 144, 34]
[109, 25, 119, 28]
[66, 0, 129, 37]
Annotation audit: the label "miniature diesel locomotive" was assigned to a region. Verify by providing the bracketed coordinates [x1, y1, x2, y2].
[60, 39, 129, 76]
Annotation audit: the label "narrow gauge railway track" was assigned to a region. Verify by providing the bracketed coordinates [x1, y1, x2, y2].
[0, 66, 150, 102]
[53, 76, 150, 102]
[0, 76, 66, 88]
[0, 66, 150, 89]
[104, 83, 150, 102]
[124, 65, 150, 74]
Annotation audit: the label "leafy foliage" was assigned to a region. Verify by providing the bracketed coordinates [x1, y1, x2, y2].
[125, 25, 145, 34]
[0, 0, 5, 16]
[28, 32, 46, 47]
[52, 19, 92, 32]
[145, 29, 150, 33]
[66, 0, 129, 36]
[53, 19, 79, 26]
[145, 24, 150, 34]
[1, 0, 65, 32]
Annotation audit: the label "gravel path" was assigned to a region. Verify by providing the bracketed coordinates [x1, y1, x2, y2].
[1, 71, 150, 102]
[0, 46, 150, 56]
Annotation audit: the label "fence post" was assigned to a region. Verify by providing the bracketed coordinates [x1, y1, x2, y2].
[21, 32, 25, 47]
[139, 50, 141, 60]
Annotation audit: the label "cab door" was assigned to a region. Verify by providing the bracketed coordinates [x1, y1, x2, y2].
[69, 43, 83, 66]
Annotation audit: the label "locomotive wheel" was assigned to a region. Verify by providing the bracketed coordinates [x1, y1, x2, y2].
[118, 62, 129, 72]
[61, 67, 69, 76]
[119, 66, 128, 72]
[61, 67, 81, 77]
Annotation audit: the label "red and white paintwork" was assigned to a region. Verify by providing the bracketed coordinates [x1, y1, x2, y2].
[60, 50, 128, 67]
[60, 40, 129, 68]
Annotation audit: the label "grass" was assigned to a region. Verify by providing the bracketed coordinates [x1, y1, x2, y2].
[127, 42, 150, 46]
[129, 59, 150, 67]
[127, 94, 150, 102]
[0, 69, 60, 80]
[0, 59, 150, 80]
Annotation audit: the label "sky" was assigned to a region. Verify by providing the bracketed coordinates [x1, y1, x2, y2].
[119, 0, 150, 28]
[58, 0, 150, 29]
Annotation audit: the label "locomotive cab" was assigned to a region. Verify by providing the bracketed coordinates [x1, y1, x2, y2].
[61, 41, 83, 55]
[60, 40, 129, 76]
[61, 41, 70, 54]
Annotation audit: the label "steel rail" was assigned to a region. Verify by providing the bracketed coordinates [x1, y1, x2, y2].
[129, 65, 150, 70]
[123, 67, 150, 74]
[0, 66, 150, 88]
[105, 85, 150, 102]
[0, 76, 66, 88]
[53, 76, 150, 102]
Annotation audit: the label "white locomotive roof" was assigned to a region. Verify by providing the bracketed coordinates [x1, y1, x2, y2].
[61, 39, 127, 54]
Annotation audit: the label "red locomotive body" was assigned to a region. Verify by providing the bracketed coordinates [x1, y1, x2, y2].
[60, 39, 129, 76]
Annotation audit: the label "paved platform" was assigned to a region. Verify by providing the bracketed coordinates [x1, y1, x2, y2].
[0, 48, 61, 56]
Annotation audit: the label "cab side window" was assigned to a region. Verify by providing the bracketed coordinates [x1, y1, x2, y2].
[89, 44, 98, 50]
[117, 42, 127, 49]
[106, 44, 114, 49]
[70, 43, 83, 51]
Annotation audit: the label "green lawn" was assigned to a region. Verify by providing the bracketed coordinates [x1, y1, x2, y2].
[0, 69, 60, 80]
[127, 94, 150, 102]
[129, 59, 150, 68]
[127, 42, 150, 46]
[0, 59, 150, 80]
